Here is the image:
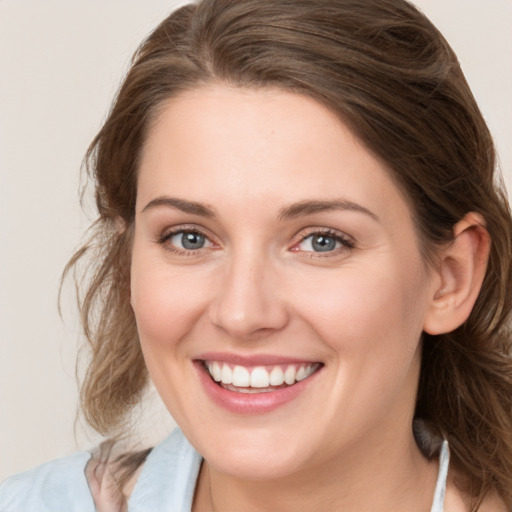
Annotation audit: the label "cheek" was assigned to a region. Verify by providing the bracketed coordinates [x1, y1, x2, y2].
[129, 247, 214, 422]
[291, 261, 429, 359]
[287, 261, 429, 439]
[130, 251, 211, 349]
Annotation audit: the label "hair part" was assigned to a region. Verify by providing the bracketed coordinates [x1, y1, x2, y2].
[67, 0, 512, 507]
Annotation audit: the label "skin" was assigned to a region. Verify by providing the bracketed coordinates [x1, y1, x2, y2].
[129, 84, 490, 511]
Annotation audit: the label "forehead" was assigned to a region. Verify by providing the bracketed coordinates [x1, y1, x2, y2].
[137, 84, 411, 226]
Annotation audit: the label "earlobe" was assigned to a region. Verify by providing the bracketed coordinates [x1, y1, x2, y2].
[423, 212, 490, 335]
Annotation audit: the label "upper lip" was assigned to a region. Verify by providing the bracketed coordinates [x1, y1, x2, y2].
[194, 351, 321, 367]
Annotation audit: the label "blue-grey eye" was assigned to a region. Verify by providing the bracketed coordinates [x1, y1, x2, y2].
[299, 233, 341, 252]
[171, 231, 206, 250]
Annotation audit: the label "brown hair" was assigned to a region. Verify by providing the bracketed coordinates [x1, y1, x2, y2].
[67, 0, 512, 507]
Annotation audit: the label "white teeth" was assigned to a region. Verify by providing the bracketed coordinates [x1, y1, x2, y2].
[296, 366, 307, 381]
[269, 366, 285, 386]
[207, 362, 320, 389]
[284, 366, 296, 385]
[250, 367, 270, 388]
[211, 362, 221, 382]
[220, 364, 233, 384]
[232, 365, 250, 387]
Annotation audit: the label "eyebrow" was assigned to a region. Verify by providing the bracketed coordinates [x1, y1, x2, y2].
[141, 196, 378, 222]
[141, 196, 216, 217]
[278, 199, 379, 222]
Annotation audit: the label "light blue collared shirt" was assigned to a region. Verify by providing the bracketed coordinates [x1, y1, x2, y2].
[0, 429, 450, 512]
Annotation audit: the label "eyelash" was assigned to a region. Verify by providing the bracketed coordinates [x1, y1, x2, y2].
[291, 228, 355, 257]
[157, 226, 355, 257]
[157, 225, 215, 257]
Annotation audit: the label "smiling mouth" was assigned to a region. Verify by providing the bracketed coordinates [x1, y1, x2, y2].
[202, 361, 323, 394]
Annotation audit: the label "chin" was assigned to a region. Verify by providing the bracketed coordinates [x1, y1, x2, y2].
[192, 424, 315, 481]
[208, 448, 307, 481]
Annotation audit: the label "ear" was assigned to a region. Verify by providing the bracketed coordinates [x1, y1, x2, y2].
[423, 212, 490, 335]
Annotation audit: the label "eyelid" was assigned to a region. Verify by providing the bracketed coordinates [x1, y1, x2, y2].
[155, 224, 354, 258]
[157, 224, 219, 255]
[290, 227, 355, 254]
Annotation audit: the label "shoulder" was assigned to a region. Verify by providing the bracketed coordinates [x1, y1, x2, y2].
[128, 428, 202, 511]
[0, 451, 94, 512]
[83, 428, 202, 511]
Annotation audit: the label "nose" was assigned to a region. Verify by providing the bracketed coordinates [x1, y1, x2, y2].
[209, 251, 289, 339]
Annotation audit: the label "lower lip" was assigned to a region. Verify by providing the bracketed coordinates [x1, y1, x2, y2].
[194, 361, 321, 414]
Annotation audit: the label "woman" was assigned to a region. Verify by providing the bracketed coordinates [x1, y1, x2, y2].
[1, 0, 511, 510]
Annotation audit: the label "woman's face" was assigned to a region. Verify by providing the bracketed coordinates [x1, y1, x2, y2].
[131, 85, 438, 479]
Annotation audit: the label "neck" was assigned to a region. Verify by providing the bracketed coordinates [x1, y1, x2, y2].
[194, 427, 439, 512]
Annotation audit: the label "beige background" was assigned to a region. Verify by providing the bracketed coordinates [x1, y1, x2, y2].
[0, 0, 511, 480]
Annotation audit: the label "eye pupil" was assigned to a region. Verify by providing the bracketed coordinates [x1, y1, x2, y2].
[182, 232, 205, 250]
[312, 235, 336, 252]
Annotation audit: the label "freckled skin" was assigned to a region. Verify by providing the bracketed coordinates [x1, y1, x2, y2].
[130, 85, 441, 510]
